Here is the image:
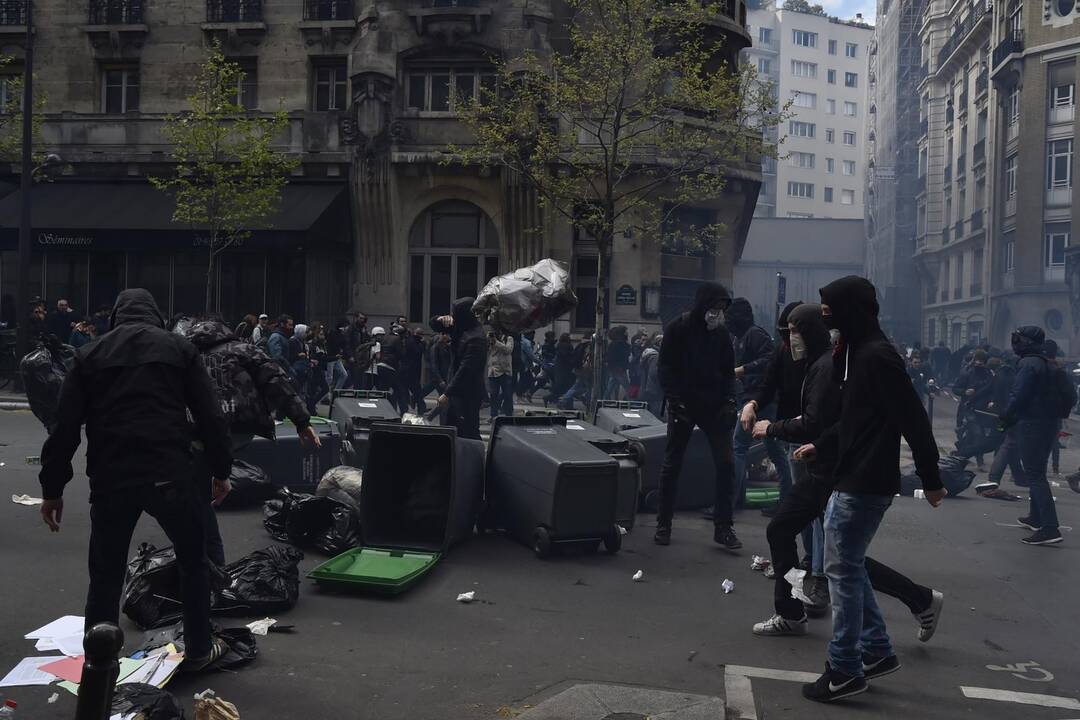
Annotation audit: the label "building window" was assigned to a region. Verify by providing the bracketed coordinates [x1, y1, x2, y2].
[917, 200, 927, 236]
[1047, 138, 1073, 189]
[757, 58, 771, 74]
[1051, 81, 1075, 109]
[919, 147, 928, 176]
[1054, 0, 1072, 17]
[232, 58, 257, 110]
[928, 318, 937, 344]
[102, 66, 139, 113]
[826, 157, 835, 173]
[825, 98, 836, 114]
[843, 100, 857, 116]
[845, 42, 858, 58]
[840, 189, 855, 205]
[1046, 222, 1070, 267]
[406, 65, 496, 113]
[1004, 233, 1015, 271]
[787, 181, 815, 198]
[844, 72, 858, 88]
[788, 120, 816, 138]
[793, 91, 816, 109]
[827, 69, 836, 84]
[792, 29, 817, 47]
[1007, 86, 1020, 126]
[842, 159, 855, 175]
[312, 60, 347, 111]
[1005, 154, 1017, 198]
[789, 151, 815, 168]
[828, 39, 837, 55]
[791, 60, 818, 78]
[759, 27, 772, 44]
[787, 211, 814, 218]
[824, 186, 834, 202]
[825, 128, 835, 143]
[842, 131, 856, 146]
[955, 254, 964, 297]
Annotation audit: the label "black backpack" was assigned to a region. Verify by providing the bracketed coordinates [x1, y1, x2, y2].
[1044, 359, 1077, 419]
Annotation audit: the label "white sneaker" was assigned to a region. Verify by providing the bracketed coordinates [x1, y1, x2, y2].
[753, 614, 808, 637]
[914, 590, 944, 642]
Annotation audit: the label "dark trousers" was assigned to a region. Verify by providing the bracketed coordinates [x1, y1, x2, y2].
[86, 483, 213, 658]
[656, 407, 735, 528]
[767, 475, 933, 620]
[1018, 419, 1060, 531]
[448, 393, 482, 440]
[989, 427, 1025, 486]
[488, 374, 514, 418]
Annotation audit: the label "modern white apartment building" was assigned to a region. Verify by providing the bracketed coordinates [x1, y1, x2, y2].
[746, 4, 874, 219]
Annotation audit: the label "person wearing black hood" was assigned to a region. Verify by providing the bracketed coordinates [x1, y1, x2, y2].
[792, 277, 944, 703]
[655, 282, 740, 549]
[431, 297, 487, 440]
[1001, 326, 1066, 545]
[39, 289, 233, 671]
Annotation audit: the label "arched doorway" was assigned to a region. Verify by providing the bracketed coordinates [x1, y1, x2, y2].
[407, 200, 500, 323]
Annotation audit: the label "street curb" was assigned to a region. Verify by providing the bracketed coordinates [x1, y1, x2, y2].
[0, 402, 30, 411]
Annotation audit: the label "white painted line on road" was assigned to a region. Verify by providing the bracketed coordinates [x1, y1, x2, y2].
[724, 670, 757, 720]
[961, 687, 1080, 710]
[725, 665, 821, 684]
[995, 523, 1073, 531]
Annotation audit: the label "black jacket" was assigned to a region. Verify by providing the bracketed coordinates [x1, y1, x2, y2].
[815, 276, 942, 495]
[427, 339, 452, 388]
[39, 289, 232, 502]
[753, 301, 805, 420]
[1004, 327, 1059, 424]
[768, 351, 840, 478]
[402, 333, 423, 381]
[952, 365, 994, 408]
[432, 297, 487, 400]
[327, 327, 348, 361]
[659, 283, 736, 416]
[47, 310, 75, 344]
[379, 332, 404, 371]
[726, 298, 773, 398]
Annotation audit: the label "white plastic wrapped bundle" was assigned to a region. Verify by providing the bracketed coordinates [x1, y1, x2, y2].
[472, 258, 579, 334]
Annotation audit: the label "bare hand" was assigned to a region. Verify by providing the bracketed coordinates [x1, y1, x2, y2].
[298, 425, 322, 449]
[41, 498, 63, 532]
[437, 315, 454, 327]
[793, 443, 816, 461]
[437, 394, 450, 410]
[752, 419, 771, 439]
[740, 403, 757, 432]
[734, 366, 745, 378]
[211, 478, 232, 506]
[924, 487, 948, 507]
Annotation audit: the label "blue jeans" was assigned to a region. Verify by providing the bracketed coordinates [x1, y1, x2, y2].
[325, 360, 348, 391]
[560, 378, 590, 409]
[732, 403, 793, 512]
[825, 491, 894, 677]
[488, 374, 514, 418]
[1018, 419, 1060, 531]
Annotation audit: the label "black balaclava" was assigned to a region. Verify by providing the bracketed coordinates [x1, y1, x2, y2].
[1011, 326, 1046, 358]
[818, 275, 881, 345]
[725, 298, 754, 337]
[786, 302, 831, 362]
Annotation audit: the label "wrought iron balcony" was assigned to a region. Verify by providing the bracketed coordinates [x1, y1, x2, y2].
[957, 154, 966, 176]
[944, 164, 952, 183]
[942, 226, 950, 244]
[936, 2, 987, 70]
[0, 0, 27, 24]
[992, 30, 1023, 71]
[971, 208, 983, 230]
[88, 0, 143, 24]
[975, 70, 988, 96]
[954, 218, 964, 237]
[303, 0, 352, 19]
[973, 139, 985, 165]
[206, 0, 262, 22]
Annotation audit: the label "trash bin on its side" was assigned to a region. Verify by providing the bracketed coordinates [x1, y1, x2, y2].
[309, 423, 485, 594]
[486, 416, 621, 559]
[562, 418, 642, 531]
[619, 423, 715, 513]
[234, 418, 341, 493]
[593, 400, 662, 434]
[329, 389, 400, 468]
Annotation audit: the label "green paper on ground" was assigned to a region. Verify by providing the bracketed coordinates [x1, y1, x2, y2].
[57, 657, 146, 697]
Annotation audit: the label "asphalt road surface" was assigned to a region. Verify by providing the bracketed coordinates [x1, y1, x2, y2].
[0, 403, 1077, 719]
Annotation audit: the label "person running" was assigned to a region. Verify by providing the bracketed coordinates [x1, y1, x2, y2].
[654, 283, 740, 549]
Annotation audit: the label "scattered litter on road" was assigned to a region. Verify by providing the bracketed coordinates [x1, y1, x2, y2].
[25, 456, 40, 465]
[245, 618, 276, 636]
[457, 591, 476, 603]
[687, 651, 697, 663]
[784, 569, 813, 603]
[194, 689, 240, 720]
[763, 565, 775, 579]
[616, 524, 627, 536]
[750, 555, 770, 571]
[722, 579, 735, 594]
[47, 692, 58, 704]
[913, 489, 925, 499]
[0, 656, 65, 687]
[632, 570, 644, 582]
[11, 494, 42, 506]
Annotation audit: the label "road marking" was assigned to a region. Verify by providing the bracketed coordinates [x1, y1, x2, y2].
[961, 687, 1080, 710]
[724, 670, 757, 720]
[725, 665, 820, 684]
[986, 661, 1054, 682]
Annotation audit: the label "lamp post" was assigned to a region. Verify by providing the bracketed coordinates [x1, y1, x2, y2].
[14, 0, 34, 370]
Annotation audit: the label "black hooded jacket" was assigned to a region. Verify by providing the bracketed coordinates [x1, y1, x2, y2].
[40, 289, 233, 502]
[726, 298, 774, 398]
[1003, 326, 1058, 424]
[815, 276, 942, 495]
[753, 300, 805, 420]
[658, 283, 736, 416]
[432, 297, 487, 399]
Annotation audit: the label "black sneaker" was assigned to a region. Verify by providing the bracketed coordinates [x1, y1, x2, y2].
[804, 576, 830, 618]
[654, 525, 671, 546]
[801, 663, 868, 703]
[1021, 528, 1063, 546]
[798, 556, 812, 571]
[862, 653, 902, 680]
[1067, 472, 1080, 494]
[1017, 516, 1040, 531]
[714, 526, 742, 550]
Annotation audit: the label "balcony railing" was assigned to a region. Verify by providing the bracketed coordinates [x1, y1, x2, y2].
[942, 226, 951, 244]
[992, 30, 1024, 70]
[975, 70, 988, 96]
[946, 105, 954, 125]
[971, 283, 982, 296]
[937, 2, 988, 69]
[0, 0, 26, 24]
[88, 0, 143, 24]
[957, 154, 966, 176]
[206, 0, 262, 22]
[973, 139, 985, 165]
[953, 287, 962, 300]
[954, 219, 964, 237]
[940, 289, 949, 302]
[303, 0, 352, 19]
[944, 164, 952, 183]
[959, 91, 969, 111]
[971, 208, 983, 230]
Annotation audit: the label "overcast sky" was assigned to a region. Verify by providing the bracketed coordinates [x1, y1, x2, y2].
[819, 0, 877, 24]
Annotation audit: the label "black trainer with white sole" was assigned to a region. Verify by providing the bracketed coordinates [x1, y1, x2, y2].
[1021, 528, 1063, 546]
[861, 653, 901, 680]
[1017, 516, 1040, 531]
[801, 663, 868, 703]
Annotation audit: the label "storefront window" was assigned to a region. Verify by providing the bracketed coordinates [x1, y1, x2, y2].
[266, 254, 305, 320]
[127, 252, 171, 316]
[89, 252, 125, 314]
[173, 252, 208, 317]
[44, 251, 89, 315]
[219, 253, 267, 324]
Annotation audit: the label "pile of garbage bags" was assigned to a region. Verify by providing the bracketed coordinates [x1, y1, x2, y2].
[900, 454, 974, 497]
[137, 623, 258, 671]
[112, 684, 186, 720]
[217, 460, 280, 510]
[19, 340, 74, 433]
[472, 259, 578, 334]
[263, 489, 361, 556]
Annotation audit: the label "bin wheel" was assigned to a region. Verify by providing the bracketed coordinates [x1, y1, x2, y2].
[643, 490, 660, 514]
[603, 527, 622, 554]
[533, 527, 553, 559]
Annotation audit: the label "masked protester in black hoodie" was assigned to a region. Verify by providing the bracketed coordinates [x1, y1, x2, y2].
[794, 276, 945, 703]
[431, 297, 487, 440]
[655, 282, 741, 549]
[39, 289, 233, 671]
[749, 304, 944, 645]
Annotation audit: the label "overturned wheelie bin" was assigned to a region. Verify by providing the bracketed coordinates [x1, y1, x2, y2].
[330, 389, 400, 468]
[619, 420, 716, 513]
[593, 400, 662, 434]
[309, 423, 485, 594]
[485, 416, 622, 559]
[561, 418, 642, 532]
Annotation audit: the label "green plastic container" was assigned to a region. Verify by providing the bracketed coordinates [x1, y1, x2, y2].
[308, 547, 439, 595]
[744, 488, 780, 508]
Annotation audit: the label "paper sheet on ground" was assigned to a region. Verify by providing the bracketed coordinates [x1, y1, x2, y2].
[57, 656, 148, 696]
[0, 656, 66, 687]
[121, 649, 182, 688]
[25, 615, 84, 640]
[40, 655, 85, 684]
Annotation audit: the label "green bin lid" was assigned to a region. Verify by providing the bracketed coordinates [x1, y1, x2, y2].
[308, 546, 440, 595]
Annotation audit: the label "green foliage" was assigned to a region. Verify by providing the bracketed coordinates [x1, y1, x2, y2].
[782, 0, 827, 16]
[0, 54, 47, 165]
[151, 44, 298, 311]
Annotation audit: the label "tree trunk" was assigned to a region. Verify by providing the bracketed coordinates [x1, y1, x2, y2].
[591, 234, 612, 411]
[205, 235, 216, 315]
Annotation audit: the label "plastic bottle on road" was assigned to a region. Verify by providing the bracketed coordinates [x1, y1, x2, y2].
[0, 699, 17, 716]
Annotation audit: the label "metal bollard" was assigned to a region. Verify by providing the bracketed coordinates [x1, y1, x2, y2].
[75, 623, 124, 720]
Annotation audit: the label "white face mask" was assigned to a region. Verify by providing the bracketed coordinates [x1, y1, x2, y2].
[789, 331, 806, 361]
[829, 329, 841, 346]
[704, 309, 724, 330]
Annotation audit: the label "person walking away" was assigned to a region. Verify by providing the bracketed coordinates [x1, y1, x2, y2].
[184, 317, 319, 566]
[288, 323, 314, 404]
[727, 298, 793, 513]
[267, 315, 294, 376]
[558, 334, 592, 410]
[797, 277, 945, 703]
[1000, 326, 1072, 545]
[47, 298, 77, 344]
[251, 314, 270, 346]
[638, 333, 663, 419]
[325, 319, 350, 394]
[550, 333, 575, 401]
[344, 313, 371, 388]
[985, 356, 1025, 491]
[655, 283, 740, 549]
[431, 297, 487, 440]
[38, 289, 234, 671]
[487, 330, 515, 419]
[628, 331, 646, 398]
[401, 326, 425, 413]
[605, 326, 632, 400]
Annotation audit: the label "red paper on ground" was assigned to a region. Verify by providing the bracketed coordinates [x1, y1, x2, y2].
[39, 655, 83, 684]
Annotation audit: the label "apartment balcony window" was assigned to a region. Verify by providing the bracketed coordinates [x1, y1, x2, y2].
[940, 289, 949, 302]
[1050, 81, 1075, 125]
[1045, 222, 1069, 282]
[946, 105, 954, 126]
[206, 0, 262, 22]
[973, 139, 985, 165]
[1007, 122, 1019, 141]
[88, 0, 143, 24]
[944, 164, 952, 183]
[975, 70, 988, 97]
[1046, 138, 1073, 206]
[992, 30, 1024, 72]
[971, 208, 983, 230]
[942, 226, 950, 244]
[303, 0, 353, 20]
[959, 91, 969, 113]
[954, 219, 964, 237]
[102, 66, 139, 113]
[957, 155, 965, 177]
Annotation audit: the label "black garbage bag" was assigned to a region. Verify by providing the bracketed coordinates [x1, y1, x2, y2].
[122, 543, 183, 630]
[263, 491, 361, 555]
[112, 683, 185, 720]
[214, 545, 304, 616]
[900, 455, 975, 497]
[314, 502, 363, 556]
[136, 623, 257, 672]
[955, 414, 1004, 458]
[19, 341, 73, 433]
[217, 460, 280, 510]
